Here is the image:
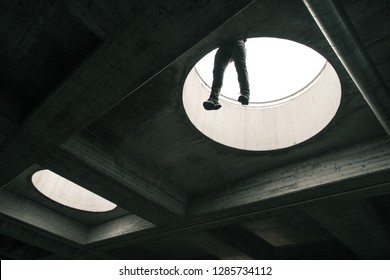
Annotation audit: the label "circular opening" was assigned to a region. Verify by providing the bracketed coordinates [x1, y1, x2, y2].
[195, 37, 327, 105]
[32, 169, 116, 212]
[183, 37, 342, 151]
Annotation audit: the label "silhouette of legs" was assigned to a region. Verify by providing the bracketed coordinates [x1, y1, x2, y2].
[204, 40, 250, 110]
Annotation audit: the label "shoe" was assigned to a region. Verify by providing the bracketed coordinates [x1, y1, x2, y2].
[238, 94, 249, 105]
[203, 98, 222, 110]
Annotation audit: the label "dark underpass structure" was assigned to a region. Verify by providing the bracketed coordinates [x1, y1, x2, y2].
[0, 0, 390, 260]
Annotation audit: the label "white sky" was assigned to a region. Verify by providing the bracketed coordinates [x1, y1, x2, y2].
[195, 37, 326, 103]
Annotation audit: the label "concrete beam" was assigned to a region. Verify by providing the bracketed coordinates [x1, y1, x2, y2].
[86, 215, 155, 245]
[41, 145, 185, 226]
[184, 231, 252, 260]
[60, 134, 188, 218]
[0, 220, 115, 259]
[69, 139, 390, 253]
[0, 220, 80, 257]
[189, 137, 390, 217]
[207, 225, 273, 259]
[0, 190, 88, 244]
[0, 0, 254, 189]
[243, 211, 335, 247]
[185, 225, 272, 260]
[308, 200, 390, 259]
[303, 0, 390, 135]
[0, 190, 158, 259]
[0, 189, 156, 252]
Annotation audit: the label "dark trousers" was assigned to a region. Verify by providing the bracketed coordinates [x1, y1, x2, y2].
[211, 40, 250, 99]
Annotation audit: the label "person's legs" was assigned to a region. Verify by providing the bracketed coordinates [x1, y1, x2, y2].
[232, 44, 250, 104]
[204, 46, 232, 110]
[210, 46, 232, 100]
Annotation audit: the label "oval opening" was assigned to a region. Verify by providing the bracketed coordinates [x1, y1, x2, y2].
[183, 37, 341, 151]
[195, 37, 327, 105]
[32, 169, 116, 212]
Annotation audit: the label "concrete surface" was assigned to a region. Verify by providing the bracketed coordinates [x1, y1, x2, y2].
[0, 0, 389, 260]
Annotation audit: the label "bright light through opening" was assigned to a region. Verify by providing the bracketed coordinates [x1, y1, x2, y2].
[32, 169, 116, 212]
[195, 37, 327, 103]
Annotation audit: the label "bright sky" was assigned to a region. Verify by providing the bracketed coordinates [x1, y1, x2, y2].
[195, 37, 326, 103]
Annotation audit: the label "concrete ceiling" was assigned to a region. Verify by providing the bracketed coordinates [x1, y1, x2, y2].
[0, 0, 389, 259]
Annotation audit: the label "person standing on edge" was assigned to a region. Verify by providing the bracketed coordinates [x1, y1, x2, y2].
[203, 39, 250, 110]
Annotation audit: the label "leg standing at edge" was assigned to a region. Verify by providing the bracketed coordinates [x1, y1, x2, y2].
[203, 39, 250, 110]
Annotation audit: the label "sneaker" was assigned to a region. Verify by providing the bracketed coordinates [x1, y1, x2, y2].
[203, 98, 222, 110]
[238, 94, 249, 105]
